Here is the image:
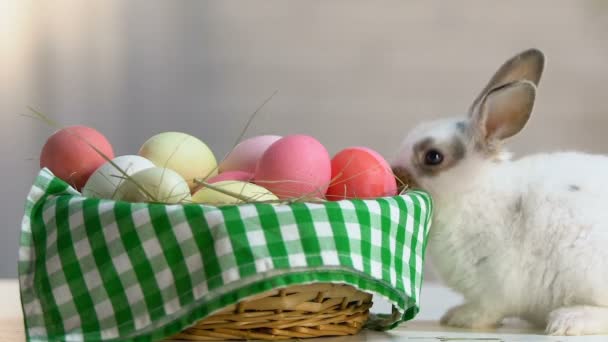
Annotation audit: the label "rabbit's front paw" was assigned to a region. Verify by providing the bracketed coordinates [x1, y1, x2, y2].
[547, 306, 608, 336]
[440, 303, 502, 329]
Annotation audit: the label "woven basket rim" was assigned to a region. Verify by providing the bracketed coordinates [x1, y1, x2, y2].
[173, 283, 373, 341]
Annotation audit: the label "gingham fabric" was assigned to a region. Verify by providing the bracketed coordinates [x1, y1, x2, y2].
[19, 168, 432, 342]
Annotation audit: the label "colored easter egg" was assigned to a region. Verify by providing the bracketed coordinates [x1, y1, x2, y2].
[192, 180, 278, 205]
[219, 135, 282, 173]
[114, 167, 191, 204]
[82, 155, 155, 199]
[253, 135, 331, 199]
[325, 147, 397, 201]
[206, 171, 253, 184]
[40, 125, 114, 190]
[138, 132, 217, 190]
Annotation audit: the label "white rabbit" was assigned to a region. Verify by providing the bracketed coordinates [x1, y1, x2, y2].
[391, 48, 608, 336]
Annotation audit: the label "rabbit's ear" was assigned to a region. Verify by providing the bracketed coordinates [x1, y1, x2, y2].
[472, 80, 536, 142]
[469, 49, 545, 115]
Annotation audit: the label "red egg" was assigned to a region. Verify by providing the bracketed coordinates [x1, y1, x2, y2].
[254, 135, 331, 199]
[326, 147, 397, 201]
[40, 125, 114, 190]
[206, 171, 254, 184]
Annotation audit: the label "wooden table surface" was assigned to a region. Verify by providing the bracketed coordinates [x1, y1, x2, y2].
[5, 280, 606, 341]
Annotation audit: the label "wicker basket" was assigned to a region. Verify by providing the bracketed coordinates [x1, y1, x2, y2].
[21, 169, 433, 341]
[171, 283, 373, 341]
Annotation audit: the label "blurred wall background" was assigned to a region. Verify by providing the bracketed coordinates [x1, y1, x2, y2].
[2, 0, 608, 279]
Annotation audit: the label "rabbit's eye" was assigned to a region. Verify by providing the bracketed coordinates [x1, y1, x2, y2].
[424, 149, 444, 166]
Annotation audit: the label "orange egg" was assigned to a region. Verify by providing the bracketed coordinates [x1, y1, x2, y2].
[326, 147, 397, 201]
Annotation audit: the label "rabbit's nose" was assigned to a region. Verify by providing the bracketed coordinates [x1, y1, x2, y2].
[391, 166, 417, 193]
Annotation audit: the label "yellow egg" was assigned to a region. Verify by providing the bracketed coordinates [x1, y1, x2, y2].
[192, 181, 278, 205]
[114, 167, 191, 204]
[138, 132, 217, 190]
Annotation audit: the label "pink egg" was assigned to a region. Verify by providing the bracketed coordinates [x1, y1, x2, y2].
[40, 125, 115, 190]
[326, 146, 397, 201]
[254, 135, 331, 199]
[206, 171, 253, 184]
[219, 135, 282, 173]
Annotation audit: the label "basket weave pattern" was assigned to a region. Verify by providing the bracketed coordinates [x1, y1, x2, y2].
[172, 284, 372, 340]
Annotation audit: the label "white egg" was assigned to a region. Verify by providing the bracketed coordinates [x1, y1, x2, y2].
[114, 167, 191, 204]
[192, 180, 278, 205]
[82, 155, 155, 199]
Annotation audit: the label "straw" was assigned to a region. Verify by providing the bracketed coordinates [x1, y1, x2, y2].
[25, 94, 410, 205]
[25, 108, 160, 202]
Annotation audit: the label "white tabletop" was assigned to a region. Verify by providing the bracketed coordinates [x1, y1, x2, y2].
[4, 280, 605, 341]
[0, 279, 25, 341]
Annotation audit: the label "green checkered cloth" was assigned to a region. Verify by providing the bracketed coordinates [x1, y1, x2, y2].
[19, 168, 432, 342]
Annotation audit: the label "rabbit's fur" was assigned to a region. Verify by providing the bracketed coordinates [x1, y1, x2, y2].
[391, 49, 608, 335]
